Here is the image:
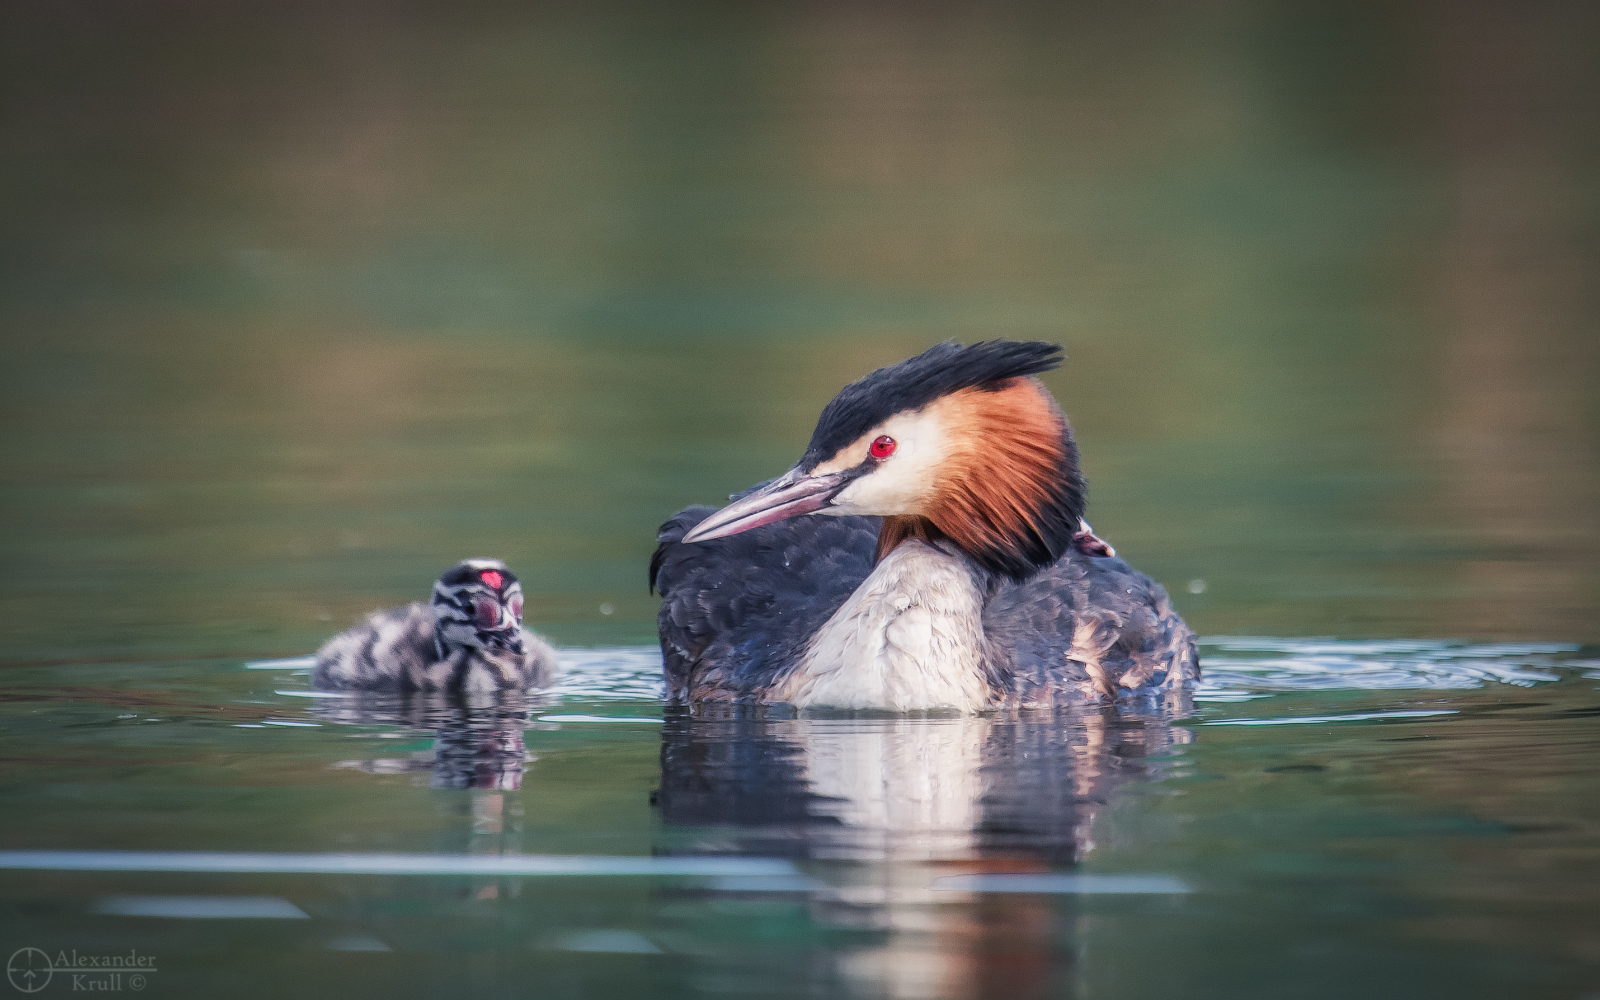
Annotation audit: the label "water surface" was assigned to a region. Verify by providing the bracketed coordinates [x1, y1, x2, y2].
[2, 3, 1597, 998]
[1, 642, 1597, 998]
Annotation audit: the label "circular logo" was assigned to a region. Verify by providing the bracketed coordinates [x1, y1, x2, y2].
[129, 974, 146, 991]
[6, 948, 52, 993]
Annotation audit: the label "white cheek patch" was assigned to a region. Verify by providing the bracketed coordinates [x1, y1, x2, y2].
[825, 407, 949, 517]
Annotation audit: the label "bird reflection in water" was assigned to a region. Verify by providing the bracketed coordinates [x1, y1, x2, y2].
[315, 692, 546, 790]
[654, 697, 1192, 999]
[314, 692, 544, 900]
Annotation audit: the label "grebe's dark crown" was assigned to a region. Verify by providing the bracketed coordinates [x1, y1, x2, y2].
[800, 340, 1063, 472]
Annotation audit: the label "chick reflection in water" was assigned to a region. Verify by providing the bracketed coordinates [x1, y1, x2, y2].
[314, 693, 537, 902]
[316, 692, 544, 790]
[655, 702, 1191, 997]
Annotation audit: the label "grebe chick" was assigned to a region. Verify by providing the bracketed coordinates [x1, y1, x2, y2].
[651, 340, 1198, 713]
[312, 559, 556, 693]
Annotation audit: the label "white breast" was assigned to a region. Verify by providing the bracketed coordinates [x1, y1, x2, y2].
[772, 539, 994, 712]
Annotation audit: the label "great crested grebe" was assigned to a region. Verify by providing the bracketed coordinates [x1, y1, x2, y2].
[312, 559, 556, 693]
[650, 340, 1198, 712]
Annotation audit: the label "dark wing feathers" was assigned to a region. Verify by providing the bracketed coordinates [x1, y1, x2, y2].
[652, 506, 1198, 705]
[651, 508, 878, 702]
[984, 555, 1199, 706]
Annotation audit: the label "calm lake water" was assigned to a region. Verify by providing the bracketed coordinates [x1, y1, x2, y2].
[2, 3, 1597, 998]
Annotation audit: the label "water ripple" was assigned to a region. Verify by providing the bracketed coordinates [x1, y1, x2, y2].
[554, 638, 1582, 706]
[254, 639, 1584, 707]
[1195, 637, 1578, 703]
[550, 647, 665, 701]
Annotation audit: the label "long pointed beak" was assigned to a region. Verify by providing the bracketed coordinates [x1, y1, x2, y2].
[680, 468, 849, 543]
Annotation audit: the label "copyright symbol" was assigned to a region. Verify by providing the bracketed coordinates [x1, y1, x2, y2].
[130, 975, 146, 991]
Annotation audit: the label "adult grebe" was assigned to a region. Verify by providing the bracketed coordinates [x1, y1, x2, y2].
[650, 341, 1197, 712]
[312, 558, 556, 693]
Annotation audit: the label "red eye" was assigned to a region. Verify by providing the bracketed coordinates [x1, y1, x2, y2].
[870, 435, 896, 459]
[473, 598, 500, 628]
[509, 595, 523, 621]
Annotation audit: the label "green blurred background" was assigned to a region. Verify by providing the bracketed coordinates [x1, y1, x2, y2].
[2, 0, 1596, 664]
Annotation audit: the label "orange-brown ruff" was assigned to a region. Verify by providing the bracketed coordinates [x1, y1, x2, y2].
[651, 339, 1199, 712]
[875, 378, 1068, 569]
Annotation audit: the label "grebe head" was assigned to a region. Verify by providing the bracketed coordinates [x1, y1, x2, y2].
[431, 558, 526, 656]
[681, 340, 1087, 580]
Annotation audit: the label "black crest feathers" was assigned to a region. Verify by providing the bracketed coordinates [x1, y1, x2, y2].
[800, 340, 1064, 470]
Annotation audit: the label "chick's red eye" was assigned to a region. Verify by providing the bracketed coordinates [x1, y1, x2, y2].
[870, 435, 896, 459]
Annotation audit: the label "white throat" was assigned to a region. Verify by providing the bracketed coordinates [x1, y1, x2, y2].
[772, 539, 994, 713]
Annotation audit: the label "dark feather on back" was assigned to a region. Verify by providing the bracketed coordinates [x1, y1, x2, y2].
[984, 555, 1199, 706]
